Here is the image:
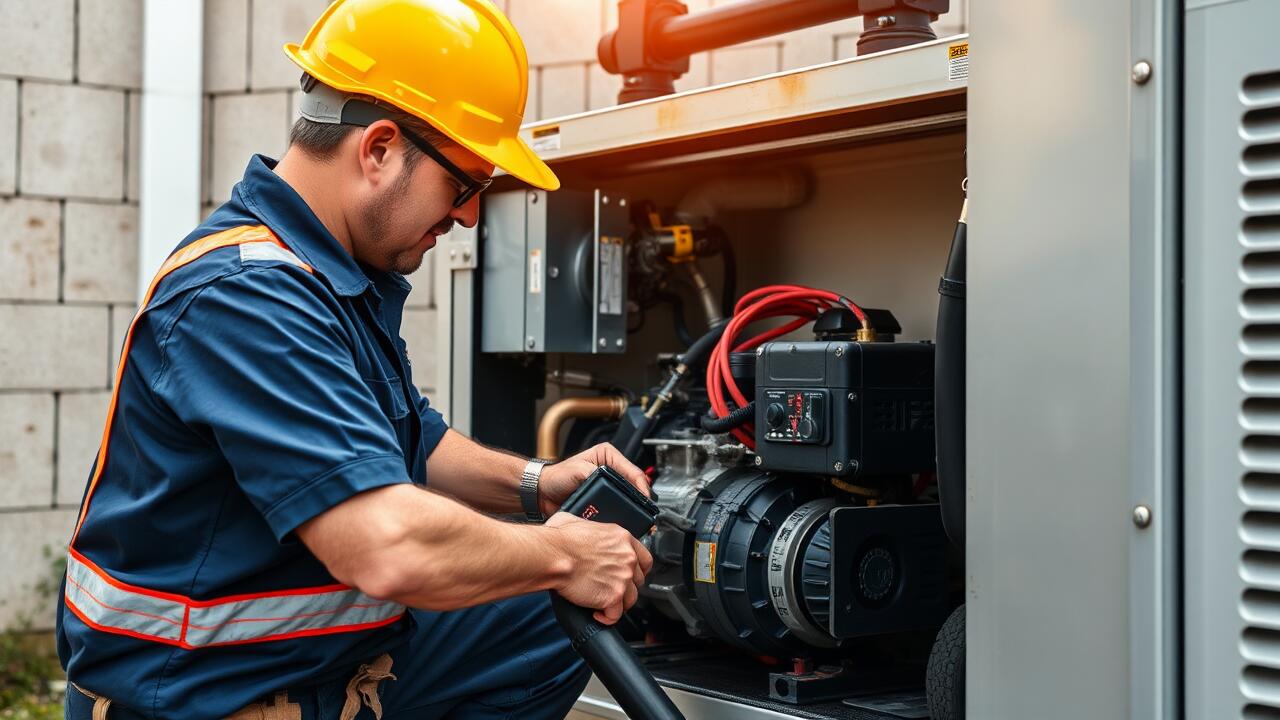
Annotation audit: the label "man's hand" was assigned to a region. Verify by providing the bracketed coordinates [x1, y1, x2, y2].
[538, 442, 650, 517]
[544, 512, 654, 624]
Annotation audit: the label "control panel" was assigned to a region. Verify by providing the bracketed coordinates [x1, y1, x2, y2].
[762, 389, 829, 444]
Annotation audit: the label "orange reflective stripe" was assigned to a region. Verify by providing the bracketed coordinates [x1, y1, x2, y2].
[72, 225, 311, 542]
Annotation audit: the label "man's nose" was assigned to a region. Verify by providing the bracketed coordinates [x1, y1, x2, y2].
[450, 195, 480, 228]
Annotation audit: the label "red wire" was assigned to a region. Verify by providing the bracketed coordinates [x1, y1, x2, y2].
[706, 285, 868, 449]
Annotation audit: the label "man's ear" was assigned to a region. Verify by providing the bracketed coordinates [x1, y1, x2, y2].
[355, 120, 403, 188]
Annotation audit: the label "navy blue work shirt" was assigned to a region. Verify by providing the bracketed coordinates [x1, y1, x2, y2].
[57, 155, 449, 719]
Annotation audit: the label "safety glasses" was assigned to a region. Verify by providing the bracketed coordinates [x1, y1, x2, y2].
[341, 100, 492, 208]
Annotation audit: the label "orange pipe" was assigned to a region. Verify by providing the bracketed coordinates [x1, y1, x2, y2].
[537, 396, 629, 460]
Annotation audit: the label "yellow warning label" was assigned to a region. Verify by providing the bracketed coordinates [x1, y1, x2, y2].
[694, 541, 717, 584]
[947, 42, 969, 83]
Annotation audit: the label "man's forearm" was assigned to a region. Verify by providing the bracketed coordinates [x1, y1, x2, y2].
[302, 483, 569, 610]
[424, 429, 528, 513]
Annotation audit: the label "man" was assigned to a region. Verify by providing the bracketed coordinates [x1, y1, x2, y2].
[57, 1, 652, 718]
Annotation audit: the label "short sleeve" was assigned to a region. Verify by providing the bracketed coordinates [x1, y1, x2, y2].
[155, 267, 411, 541]
[415, 392, 449, 460]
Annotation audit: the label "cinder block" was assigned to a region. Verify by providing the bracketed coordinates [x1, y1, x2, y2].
[0, 198, 61, 301]
[0, 0, 74, 81]
[108, 305, 135, 386]
[0, 80, 16, 194]
[509, 0, 602, 65]
[55, 391, 110, 507]
[126, 92, 141, 202]
[204, 0, 250, 93]
[78, 0, 143, 88]
[20, 83, 125, 200]
[64, 203, 139, 304]
[250, 0, 318, 90]
[210, 92, 290, 203]
[539, 64, 587, 121]
[709, 44, 780, 85]
[0, 305, 109, 390]
[0, 393, 55, 509]
[401, 308, 439, 395]
[0, 508, 77, 630]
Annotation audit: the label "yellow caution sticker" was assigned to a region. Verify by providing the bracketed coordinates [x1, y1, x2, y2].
[530, 124, 561, 153]
[694, 541, 717, 584]
[948, 42, 969, 82]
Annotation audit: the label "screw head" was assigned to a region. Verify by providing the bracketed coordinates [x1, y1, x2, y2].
[526, 337, 536, 349]
[615, 338, 624, 348]
[619, 198, 628, 207]
[1133, 504, 1152, 528]
[598, 337, 607, 348]
[756, 346, 765, 356]
[461, 248, 472, 262]
[876, 14, 896, 27]
[528, 192, 538, 204]
[847, 392, 858, 402]
[833, 461, 844, 472]
[1131, 60, 1152, 85]
[834, 346, 845, 358]
[754, 455, 764, 466]
[788, 344, 797, 353]
[602, 195, 610, 204]
[548, 266, 560, 279]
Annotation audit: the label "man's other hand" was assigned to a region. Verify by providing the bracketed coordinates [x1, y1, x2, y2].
[538, 443, 650, 517]
[544, 512, 653, 624]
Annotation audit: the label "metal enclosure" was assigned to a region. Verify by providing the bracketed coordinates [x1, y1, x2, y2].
[1184, 1, 1280, 717]
[480, 188, 629, 354]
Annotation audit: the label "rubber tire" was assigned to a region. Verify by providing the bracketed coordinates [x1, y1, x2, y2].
[926, 604, 965, 720]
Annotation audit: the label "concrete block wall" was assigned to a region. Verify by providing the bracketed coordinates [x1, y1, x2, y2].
[0, 0, 143, 629]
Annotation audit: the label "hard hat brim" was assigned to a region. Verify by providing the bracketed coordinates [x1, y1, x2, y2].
[284, 43, 560, 192]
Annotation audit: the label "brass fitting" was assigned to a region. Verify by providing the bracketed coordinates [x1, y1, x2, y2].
[536, 395, 629, 460]
[855, 326, 877, 343]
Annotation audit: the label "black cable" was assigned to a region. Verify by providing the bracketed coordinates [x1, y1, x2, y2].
[716, 229, 737, 317]
[656, 291, 693, 348]
[701, 401, 754, 433]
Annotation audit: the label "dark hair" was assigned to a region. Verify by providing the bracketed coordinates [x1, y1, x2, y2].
[288, 99, 451, 168]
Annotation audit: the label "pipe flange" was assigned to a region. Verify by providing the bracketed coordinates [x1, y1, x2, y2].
[767, 498, 839, 648]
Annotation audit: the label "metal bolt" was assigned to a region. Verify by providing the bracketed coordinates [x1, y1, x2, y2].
[615, 338, 624, 348]
[626, 76, 640, 86]
[598, 337, 607, 348]
[548, 266, 560, 279]
[526, 337, 536, 349]
[834, 346, 845, 358]
[619, 198, 628, 207]
[1131, 60, 1152, 85]
[847, 392, 858, 402]
[876, 15, 896, 27]
[833, 461, 844, 472]
[848, 460, 859, 473]
[602, 195, 610, 204]
[788, 344, 797, 353]
[529, 192, 539, 204]
[449, 248, 457, 260]
[756, 346, 765, 356]
[461, 248, 472, 262]
[1133, 504, 1152, 528]
[754, 455, 764, 467]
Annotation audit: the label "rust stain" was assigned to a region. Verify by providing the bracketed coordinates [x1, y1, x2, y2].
[656, 99, 682, 131]
[771, 73, 808, 108]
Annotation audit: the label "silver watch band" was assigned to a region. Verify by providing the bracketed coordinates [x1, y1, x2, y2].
[520, 459, 548, 522]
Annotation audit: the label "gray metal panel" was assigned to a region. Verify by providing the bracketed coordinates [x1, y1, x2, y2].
[967, 0, 1133, 717]
[1183, 1, 1280, 717]
[480, 190, 528, 353]
[1128, 0, 1182, 717]
[526, 190, 549, 352]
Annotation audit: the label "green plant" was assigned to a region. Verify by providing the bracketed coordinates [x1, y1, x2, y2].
[0, 546, 67, 717]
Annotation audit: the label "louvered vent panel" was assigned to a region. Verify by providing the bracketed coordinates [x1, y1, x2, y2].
[1242, 69, 1280, 718]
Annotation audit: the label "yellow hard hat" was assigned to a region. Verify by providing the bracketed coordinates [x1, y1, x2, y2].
[284, 0, 558, 191]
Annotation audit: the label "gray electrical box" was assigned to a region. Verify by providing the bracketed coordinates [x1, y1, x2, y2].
[481, 188, 629, 354]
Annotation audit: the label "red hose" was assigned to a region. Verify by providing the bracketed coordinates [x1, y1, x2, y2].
[707, 285, 867, 449]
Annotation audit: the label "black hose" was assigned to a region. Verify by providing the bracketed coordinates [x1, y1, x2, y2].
[935, 209, 966, 549]
[716, 230, 737, 317]
[621, 413, 657, 461]
[701, 401, 755, 433]
[678, 320, 727, 368]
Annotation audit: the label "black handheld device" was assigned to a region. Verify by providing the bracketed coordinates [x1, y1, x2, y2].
[550, 466, 684, 720]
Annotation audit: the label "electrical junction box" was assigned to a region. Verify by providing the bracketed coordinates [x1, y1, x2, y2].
[480, 188, 629, 354]
[755, 340, 935, 477]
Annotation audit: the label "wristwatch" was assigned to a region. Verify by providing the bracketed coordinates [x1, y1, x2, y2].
[520, 459, 549, 522]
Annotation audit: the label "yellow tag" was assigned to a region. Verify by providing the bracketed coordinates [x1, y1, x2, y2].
[947, 42, 969, 83]
[694, 541, 717, 583]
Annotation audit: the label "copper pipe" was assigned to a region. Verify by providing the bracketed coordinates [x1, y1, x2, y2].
[537, 396, 630, 460]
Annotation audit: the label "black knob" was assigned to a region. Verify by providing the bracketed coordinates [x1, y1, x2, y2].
[766, 403, 787, 429]
[797, 417, 816, 439]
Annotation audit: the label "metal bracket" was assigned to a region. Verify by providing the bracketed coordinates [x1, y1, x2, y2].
[446, 238, 477, 271]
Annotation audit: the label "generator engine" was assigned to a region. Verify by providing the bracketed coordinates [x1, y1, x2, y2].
[630, 311, 950, 660]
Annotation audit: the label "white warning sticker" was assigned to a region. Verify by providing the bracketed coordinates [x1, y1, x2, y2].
[530, 125, 561, 153]
[528, 249, 542, 294]
[694, 541, 717, 584]
[948, 42, 969, 82]
[598, 237, 624, 316]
